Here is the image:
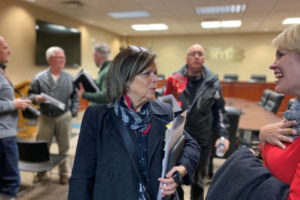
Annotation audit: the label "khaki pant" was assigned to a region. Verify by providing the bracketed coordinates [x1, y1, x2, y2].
[37, 111, 72, 175]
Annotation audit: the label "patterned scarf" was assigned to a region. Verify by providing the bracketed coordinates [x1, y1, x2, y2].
[283, 98, 300, 139]
[114, 95, 152, 200]
[113, 95, 151, 134]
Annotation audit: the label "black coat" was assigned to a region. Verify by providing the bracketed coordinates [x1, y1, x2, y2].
[68, 100, 200, 200]
[205, 147, 289, 200]
[176, 65, 227, 145]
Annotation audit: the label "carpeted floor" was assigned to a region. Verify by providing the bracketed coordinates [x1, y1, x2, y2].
[16, 111, 226, 200]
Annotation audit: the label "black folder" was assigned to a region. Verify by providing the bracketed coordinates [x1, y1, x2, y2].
[166, 134, 185, 172]
[73, 69, 99, 93]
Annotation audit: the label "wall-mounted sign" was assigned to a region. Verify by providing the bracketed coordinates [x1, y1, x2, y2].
[206, 47, 244, 62]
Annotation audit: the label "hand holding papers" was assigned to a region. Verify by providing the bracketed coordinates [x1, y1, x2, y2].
[157, 111, 187, 200]
[40, 93, 65, 111]
[157, 94, 182, 113]
[73, 69, 99, 92]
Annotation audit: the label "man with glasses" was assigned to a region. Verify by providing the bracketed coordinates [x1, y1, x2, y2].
[164, 44, 229, 200]
[28, 46, 79, 185]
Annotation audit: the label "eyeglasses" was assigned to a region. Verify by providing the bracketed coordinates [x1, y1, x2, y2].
[53, 56, 66, 60]
[188, 51, 204, 57]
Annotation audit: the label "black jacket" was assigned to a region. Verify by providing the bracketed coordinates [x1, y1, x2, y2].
[176, 65, 228, 145]
[68, 100, 200, 200]
[206, 147, 289, 200]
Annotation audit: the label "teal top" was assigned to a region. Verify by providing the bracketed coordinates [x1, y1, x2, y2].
[82, 61, 111, 105]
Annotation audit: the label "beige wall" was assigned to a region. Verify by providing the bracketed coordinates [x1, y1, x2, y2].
[1, 0, 280, 84]
[127, 33, 279, 82]
[0, 0, 121, 84]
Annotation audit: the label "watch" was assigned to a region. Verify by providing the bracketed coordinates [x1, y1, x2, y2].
[172, 170, 183, 186]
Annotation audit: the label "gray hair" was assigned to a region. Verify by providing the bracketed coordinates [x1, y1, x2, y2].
[45, 46, 64, 61]
[94, 42, 111, 59]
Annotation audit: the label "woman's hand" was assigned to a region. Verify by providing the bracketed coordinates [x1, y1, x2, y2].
[158, 165, 186, 198]
[259, 119, 297, 149]
[214, 137, 230, 153]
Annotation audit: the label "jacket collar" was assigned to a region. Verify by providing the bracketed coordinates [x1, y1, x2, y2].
[98, 60, 111, 74]
[0, 63, 6, 71]
[178, 64, 218, 85]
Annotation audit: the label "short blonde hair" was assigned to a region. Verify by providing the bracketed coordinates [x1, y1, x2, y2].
[272, 24, 300, 54]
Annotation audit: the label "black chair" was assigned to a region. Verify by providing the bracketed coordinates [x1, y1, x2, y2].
[249, 75, 266, 82]
[208, 106, 242, 178]
[223, 74, 238, 82]
[17, 140, 68, 173]
[263, 91, 284, 114]
[257, 89, 272, 107]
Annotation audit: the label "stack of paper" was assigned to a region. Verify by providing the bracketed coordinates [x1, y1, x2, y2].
[156, 111, 187, 200]
[41, 93, 65, 111]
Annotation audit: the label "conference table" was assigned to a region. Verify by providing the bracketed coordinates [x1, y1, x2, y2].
[225, 97, 282, 132]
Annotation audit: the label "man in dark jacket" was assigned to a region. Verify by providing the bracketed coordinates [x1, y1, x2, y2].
[164, 44, 229, 200]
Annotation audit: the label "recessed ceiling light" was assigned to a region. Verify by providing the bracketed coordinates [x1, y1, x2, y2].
[201, 21, 221, 29]
[149, 24, 168, 30]
[282, 18, 300, 24]
[108, 11, 150, 19]
[132, 24, 150, 31]
[221, 20, 242, 28]
[131, 24, 168, 31]
[195, 4, 246, 15]
[24, 0, 35, 2]
[201, 20, 242, 29]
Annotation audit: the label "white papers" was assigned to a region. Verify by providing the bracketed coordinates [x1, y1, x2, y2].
[156, 111, 187, 200]
[157, 94, 182, 113]
[40, 93, 65, 111]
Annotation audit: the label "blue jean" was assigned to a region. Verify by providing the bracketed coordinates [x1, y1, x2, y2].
[0, 136, 20, 197]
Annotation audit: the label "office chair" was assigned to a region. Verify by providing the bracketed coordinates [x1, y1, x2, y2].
[223, 74, 238, 82]
[208, 106, 242, 178]
[249, 75, 266, 82]
[263, 91, 284, 114]
[257, 89, 272, 107]
[17, 140, 68, 174]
